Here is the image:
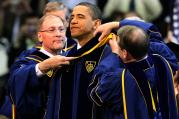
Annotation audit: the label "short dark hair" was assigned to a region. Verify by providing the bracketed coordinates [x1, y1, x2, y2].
[76, 2, 102, 20]
[117, 25, 149, 60]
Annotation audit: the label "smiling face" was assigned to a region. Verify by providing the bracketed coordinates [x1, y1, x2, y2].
[38, 15, 66, 55]
[70, 5, 97, 40]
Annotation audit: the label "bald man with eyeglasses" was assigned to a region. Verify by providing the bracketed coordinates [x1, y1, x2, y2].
[8, 14, 75, 119]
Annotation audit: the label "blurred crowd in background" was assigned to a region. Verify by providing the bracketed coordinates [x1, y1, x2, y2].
[0, 0, 179, 118]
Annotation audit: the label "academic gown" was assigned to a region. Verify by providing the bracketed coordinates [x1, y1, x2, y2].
[8, 48, 62, 119]
[88, 53, 179, 119]
[0, 96, 12, 118]
[58, 34, 112, 119]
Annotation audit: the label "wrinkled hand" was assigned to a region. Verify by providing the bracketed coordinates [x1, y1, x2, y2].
[109, 34, 120, 55]
[93, 22, 119, 41]
[38, 55, 75, 73]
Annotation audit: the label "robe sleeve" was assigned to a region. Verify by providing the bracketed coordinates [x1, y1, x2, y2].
[120, 19, 163, 42]
[149, 42, 179, 72]
[120, 19, 153, 33]
[8, 57, 42, 116]
[88, 53, 123, 112]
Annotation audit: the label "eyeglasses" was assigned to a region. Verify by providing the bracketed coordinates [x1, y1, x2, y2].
[40, 26, 66, 33]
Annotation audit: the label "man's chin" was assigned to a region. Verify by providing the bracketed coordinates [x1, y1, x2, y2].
[55, 45, 65, 51]
[71, 33, 80, 38]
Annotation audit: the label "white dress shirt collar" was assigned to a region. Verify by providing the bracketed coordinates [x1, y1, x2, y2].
[40, 47, 54, 57]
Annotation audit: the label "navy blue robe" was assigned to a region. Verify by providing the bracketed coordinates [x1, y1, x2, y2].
[8, 49, 61, 119]
[88, 53, 179, 119]
[0, 96, 12, 117]
[58, 35, 112, 119]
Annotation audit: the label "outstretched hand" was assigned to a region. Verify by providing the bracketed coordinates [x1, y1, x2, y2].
[108, 34, 120, 55]
[38, 55, 75, 73]
[93, 22, 119, 41]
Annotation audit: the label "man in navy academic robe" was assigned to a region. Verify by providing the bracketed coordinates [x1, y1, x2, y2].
[8, 14, 74, 119]
[88, 25, 179, 119]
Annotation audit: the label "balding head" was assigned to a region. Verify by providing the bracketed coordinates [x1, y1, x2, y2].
[117, 25, 149, 60]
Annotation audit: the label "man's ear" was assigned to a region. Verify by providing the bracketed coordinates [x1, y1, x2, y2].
[93, 19, 101, 29]
[38, 33, 42, 42]
[122, 49, 128, 59]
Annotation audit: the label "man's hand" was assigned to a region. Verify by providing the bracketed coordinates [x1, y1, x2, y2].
[94, 22, 119, 41]
[38, 55, 75, 73]
[109, 34, 120, 55]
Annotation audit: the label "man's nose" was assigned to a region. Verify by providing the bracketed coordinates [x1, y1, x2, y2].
[70, 18, 78, 24]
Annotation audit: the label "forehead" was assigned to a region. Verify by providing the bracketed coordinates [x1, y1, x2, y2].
[71, 5, 91, 16]
[42, 16, 64, 28]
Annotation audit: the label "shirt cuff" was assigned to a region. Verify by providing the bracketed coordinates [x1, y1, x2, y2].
[35, 64, 44, 77]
